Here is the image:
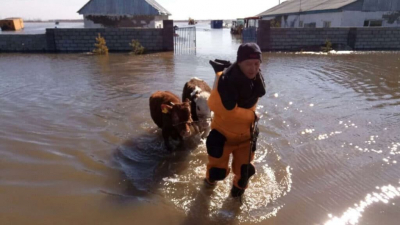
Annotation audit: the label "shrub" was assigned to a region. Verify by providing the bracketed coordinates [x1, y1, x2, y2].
[129, 39, 145, 55]
[93, 33, 108, 55]
[321, 39, 332, 52]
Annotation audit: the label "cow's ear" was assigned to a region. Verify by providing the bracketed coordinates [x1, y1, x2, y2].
[161, 104, 173, 114]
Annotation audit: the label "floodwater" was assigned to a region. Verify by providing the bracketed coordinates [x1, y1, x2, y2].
[1, 23, 400, 225]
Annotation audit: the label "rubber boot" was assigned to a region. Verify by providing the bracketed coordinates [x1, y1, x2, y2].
[231, 185, 245, 198]
[209, 60, 230, 73]
[215, 59, 232, 67]
[203, 178, 217, 188]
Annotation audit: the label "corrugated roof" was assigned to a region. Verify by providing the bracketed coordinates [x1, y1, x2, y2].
[363, 0, 400, 11]
[257, 0, 358, 17]
[78, 0, 171, 16]
[145, 0, 171, 15]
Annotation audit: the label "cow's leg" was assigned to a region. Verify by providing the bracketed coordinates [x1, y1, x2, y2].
[177, 133, 184, 148]
[162, 128, 172, 152]
[161, 113, 173, 151]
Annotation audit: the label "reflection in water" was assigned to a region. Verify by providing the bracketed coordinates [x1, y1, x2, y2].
[325, 184, 400, 225]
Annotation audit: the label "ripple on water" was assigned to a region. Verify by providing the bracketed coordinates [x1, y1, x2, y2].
[115, 124, 292, 223]
[160, 143, 292, 223]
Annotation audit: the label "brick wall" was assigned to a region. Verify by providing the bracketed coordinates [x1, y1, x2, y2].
[355, 28, 400, 50]
[257, 20, 400, 51]
[0, 34, 47, 52]
[270, 28, 349, 51]
[49, 28, 164, 52]
[0, 20, 174, 53]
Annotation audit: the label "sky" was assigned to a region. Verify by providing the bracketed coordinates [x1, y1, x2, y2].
[0, 0, 286, 20]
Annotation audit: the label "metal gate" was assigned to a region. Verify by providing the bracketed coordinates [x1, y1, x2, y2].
[242, 27, 257, 43]
[174, 26, 196, 54]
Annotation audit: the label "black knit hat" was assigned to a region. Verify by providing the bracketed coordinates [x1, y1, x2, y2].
[237, 43, 262, 63]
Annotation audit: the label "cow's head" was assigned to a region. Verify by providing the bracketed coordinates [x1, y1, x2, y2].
[191, 89, 211, 129]
[161, 99, 193, 138]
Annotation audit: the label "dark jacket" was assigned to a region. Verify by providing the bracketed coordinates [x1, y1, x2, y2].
[218, 63, 266, 110]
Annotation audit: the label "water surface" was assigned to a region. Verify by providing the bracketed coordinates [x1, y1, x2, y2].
[1, 24, 400, 225]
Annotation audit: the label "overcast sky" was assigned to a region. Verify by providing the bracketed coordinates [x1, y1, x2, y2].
[0, 0, 286, 20]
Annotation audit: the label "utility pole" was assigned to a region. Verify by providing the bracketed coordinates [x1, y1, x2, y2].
[299, 0, 302, 27]
[300, 0, 302, 11]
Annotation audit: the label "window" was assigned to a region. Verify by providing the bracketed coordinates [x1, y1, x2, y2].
[299, 21, 303, 27]
[364, 20, 383, 27]
[323, 21, 331, 28]
[304, 22, 316, 28]
[370, 20, 383, 27]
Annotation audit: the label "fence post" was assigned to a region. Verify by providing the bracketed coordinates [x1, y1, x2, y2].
[163, 20, 174, 51]
[257, 20, 271, 51]
[347, 28, 357, 50]
[46, 29, 56, 52]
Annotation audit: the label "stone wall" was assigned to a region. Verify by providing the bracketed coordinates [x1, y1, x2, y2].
[355, 28, 400, 50]
[0, 20, 174, 53]
[50, 28, 163, 52]
[0, 34, 47, 52]
[257, 20, 400, 51]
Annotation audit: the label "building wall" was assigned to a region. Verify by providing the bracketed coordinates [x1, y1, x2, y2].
[342, 11, 400, 27]
[257, 20, 400, 51]
[0, 20, 174, 53]
[154, 15, 169, 28]
[84, 17, 103, 28]
[267, 11, 400, 28]
[279, 12, 343, 28]
[363, 0, 400, 11]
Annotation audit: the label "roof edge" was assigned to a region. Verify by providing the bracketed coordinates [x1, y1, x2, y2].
[77, 0, 93, 14]
[257, 0, 357, 17]
[77, 0, 171, 16]
[259, 8, 344, 18]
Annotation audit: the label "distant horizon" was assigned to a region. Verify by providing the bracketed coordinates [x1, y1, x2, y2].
[0, 0, 285, 21]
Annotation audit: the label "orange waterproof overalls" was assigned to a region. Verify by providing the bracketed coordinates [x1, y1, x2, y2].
[206, 71, 257, 190]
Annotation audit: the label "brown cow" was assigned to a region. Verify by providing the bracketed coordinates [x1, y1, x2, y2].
[149, 91, 193, 151]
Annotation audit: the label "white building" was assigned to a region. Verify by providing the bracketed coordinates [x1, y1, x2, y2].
[257, 0, 400, 28]
[78, 0, 171, 28]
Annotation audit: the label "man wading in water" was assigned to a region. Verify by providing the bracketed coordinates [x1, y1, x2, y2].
[205, 43, 266, 197]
